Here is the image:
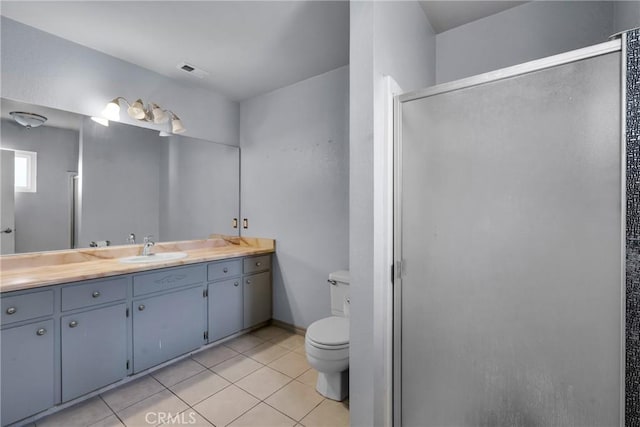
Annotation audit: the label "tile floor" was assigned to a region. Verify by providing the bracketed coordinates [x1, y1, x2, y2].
[33, 326, 349, 427]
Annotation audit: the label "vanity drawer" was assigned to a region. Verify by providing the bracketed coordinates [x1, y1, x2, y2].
[1, 289, 54, 325]
[62, 276, 128, 312]
[133, 264, 206, 296]
[243, 255, 271, 274]
[208, 259, 242, 281]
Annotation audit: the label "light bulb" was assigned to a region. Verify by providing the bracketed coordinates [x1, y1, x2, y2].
[151, 104, 168, 124]
[127, 99, 146, 120]
[171, 116, 186, 134]
[101, 98, 121, 121]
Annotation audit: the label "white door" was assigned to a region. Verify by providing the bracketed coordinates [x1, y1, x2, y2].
[1, 149, 16, 254]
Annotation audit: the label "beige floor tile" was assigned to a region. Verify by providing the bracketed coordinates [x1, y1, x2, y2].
[37, 397, 114, 427]
[225, 335, 264, 353]
[270, 334, 305, 351]
[264, 381, 323, 421]
[169, 371, 230, 406]
[88, 414, 125, 427]
[268, 352, 311, 378]
[292, 344, 307, 356]
[229, 403, 296, 427]
[101, 375, 165, 412]
[243, 341, 290, 364]
[152, 358, 206, 388]
[191, 345, 238, 368]
[159, 410, 213, 426]
[300, 399, 349, 427]
[296, 369, 318, 388]
[211, 354, 263, 382]
[116, 389, 188, 427]
[235, 366, 292, 400]
[193, 385, 259, 427]
[250, 326, 289, 341]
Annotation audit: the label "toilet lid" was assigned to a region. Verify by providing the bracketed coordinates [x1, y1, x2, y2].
[307, 316, 349, 346]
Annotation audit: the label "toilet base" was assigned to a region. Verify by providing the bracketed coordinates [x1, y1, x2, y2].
[316, 369, 349, 401]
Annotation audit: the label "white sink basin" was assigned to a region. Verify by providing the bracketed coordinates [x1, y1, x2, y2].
[119, 252, 188, 264]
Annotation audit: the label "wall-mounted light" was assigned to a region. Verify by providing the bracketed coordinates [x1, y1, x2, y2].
[99, 97, 186, 135]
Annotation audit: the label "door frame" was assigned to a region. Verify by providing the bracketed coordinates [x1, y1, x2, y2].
[392, 37, 626, 426]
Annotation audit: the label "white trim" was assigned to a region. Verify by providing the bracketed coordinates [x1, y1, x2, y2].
[619, 31, 628, 426]
[399, 39, 621, 103]
[373, 75, 402, 427]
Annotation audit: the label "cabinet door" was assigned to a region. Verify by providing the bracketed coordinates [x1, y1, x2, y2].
[243, 271, 272, 328]
[133, 286, 204, 373]
[208, 278, 243, 342]
[61, 303, 127, 402]
[1, 320, 54, 426]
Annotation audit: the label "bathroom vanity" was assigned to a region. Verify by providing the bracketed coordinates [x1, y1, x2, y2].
[0, 237, 274, 426]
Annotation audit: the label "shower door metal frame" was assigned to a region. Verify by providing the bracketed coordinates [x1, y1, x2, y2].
[392, 38, 626, 426]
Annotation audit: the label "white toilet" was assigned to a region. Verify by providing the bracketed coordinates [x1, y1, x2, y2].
[305, 270, 350, 401]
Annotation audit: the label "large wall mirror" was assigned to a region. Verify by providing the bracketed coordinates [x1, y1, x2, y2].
[0, 98, 240, 255]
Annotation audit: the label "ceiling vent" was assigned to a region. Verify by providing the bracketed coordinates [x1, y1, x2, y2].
[177, 62, 209, 79]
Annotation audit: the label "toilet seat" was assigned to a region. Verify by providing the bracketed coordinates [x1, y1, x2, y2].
[306, 316, 349, 350]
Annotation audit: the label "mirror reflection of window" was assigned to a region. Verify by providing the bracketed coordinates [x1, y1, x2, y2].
[14, 150, 37, 193]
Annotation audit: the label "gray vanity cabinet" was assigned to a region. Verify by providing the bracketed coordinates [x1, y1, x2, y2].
[243, 261, 272, 329]
[133, 285, 205, 373]
[208, 278, 243, 342]
[1, 319, 55, 426]
[61, 303, 128, 401]
[0, 253, 272, 425]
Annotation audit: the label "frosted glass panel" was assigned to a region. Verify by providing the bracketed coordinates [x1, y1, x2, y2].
[399, 52, 621, 426]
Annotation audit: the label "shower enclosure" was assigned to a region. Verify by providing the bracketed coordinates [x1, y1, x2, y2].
[394, 39, 625, 426]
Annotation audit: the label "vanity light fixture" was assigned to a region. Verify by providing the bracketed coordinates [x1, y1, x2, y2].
[100, 97, 186, 135]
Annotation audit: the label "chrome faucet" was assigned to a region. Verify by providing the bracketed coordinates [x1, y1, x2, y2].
[127, 233, 136, 245]
[142, 235, 155, 256]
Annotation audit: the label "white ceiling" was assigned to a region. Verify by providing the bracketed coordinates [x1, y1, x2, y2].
[420, 1, 528, 33]
[1, 1, 529, 102]
[1, 1, 350, 101]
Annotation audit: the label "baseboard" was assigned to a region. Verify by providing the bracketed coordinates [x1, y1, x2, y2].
[270, 318, 306, 336]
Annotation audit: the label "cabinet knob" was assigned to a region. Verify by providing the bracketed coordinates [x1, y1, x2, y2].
[92, 291, 101, 298]
[36, 328, 47, 336]
[223, 267, 228, 273]
[138, 304, 145, 311]
[234, 282, 239, 287]
[69, 320, 78, 328]
[6, 307, 16, 315]
[246, 279, 252, 284]
[256, 262, 262, 267]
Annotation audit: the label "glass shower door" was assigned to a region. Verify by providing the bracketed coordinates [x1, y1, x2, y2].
[396, 48, 622, 426]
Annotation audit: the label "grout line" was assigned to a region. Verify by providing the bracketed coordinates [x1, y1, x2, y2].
[97, 395, 127, 427]
[222, 399, 262, 427]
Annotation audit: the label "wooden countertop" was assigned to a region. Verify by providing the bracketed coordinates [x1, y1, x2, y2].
[0, 236, 275, 293]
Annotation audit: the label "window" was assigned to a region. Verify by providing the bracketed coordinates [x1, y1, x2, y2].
[14, 150, 37, 193]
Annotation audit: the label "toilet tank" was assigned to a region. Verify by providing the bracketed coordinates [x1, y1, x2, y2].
[329, 270, 350, 317]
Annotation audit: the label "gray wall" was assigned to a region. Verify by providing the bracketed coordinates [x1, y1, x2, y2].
[0, 119, 79, 252]
[78, 118, 161, 247]
[614, 1, 640, 34]
[436, 1, 615, 84]
[1, 17, 239, 145]
[349, 2, 436, 425]
[240, 66, 349, 328]
[159, 135, 240, 241]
